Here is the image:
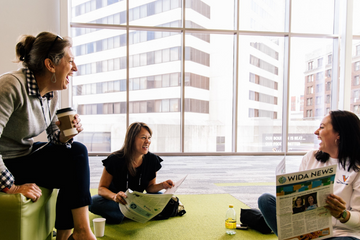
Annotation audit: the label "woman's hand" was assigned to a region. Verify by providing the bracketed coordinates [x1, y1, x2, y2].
[162, 180, 175, 189]
[324, 194, 347, 219]
[56, 114, 83, 142]
[72, 114, 84, 134]
[6, 183, 42, 202]
[113, 191, 127, 205]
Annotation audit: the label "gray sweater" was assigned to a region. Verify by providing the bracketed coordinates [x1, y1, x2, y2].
[0, 68, 59, 173]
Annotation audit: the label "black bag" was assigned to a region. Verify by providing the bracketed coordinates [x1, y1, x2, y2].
[240, 208, 272, 234]
[153, 196, 186, 220]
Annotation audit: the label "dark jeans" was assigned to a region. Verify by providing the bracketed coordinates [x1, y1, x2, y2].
[4, 141, 92, 230]
[89, 194, 125, 224]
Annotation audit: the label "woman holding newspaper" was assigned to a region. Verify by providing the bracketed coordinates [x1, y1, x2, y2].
[258, 110, 360, 239]
[89, 122, 174, 224]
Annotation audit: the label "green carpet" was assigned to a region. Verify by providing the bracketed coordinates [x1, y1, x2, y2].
[89, 190, 277, 240]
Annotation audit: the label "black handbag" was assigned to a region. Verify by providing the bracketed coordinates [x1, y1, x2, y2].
[153, 196, 186, 220]
[240, 208, 272, 234]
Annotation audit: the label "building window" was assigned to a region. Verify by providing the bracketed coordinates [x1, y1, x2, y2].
[249, 73, 278, 90]
[307, 86, 313, 94]
[316, 72, 324, 81]
[355, 75, 360, 86]
[248, 108, 277, 119]
[326, 94, 331, 104]
[317, 58, 323, 68]
[326, 81, 331, 91]
[354, 105, 360, 114]
[316, 96, 322, 105]
[356, 61, 360, 71]
[308, 61, 313, 70]
[328, 54, 332, 64]
[250, 42, 279, 60]
[326, 69, 332, 77]
[307, 75, 314, 82]
[307, 98, 313, 106]
[306, 109, 313, 117]
[316, 83, 323, 93]
[250, 55, 278, 75]
[354, 90, 360, 102]
[357, 45, 360, 56]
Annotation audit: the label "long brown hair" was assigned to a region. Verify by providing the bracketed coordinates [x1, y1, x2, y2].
[15, 31, 72, 75]
[113, 122, 152, 176]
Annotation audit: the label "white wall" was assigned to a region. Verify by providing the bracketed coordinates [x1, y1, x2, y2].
[0, 0, 65, 75]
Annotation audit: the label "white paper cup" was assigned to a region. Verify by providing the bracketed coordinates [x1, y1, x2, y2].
[93, 218, 106, 237]
[56, 107, 77, 137]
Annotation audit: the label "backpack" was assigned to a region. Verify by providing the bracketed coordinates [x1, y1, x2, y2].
[153, 196, 186, 220]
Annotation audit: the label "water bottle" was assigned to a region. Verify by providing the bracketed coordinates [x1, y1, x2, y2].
[225, 204, 236, 235]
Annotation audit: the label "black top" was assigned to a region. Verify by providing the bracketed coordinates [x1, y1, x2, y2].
[102, 152, 162, 193]
[293, 205, 305, 214]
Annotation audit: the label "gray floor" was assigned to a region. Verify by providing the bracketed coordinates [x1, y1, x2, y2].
[89, 155, 303, 209]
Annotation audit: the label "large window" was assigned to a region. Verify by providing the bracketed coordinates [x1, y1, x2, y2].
[69, 0, 355, 154]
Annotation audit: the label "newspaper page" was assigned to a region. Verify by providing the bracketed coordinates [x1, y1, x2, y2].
[119, 175, 187, 223]
[276, 164, 336, 240]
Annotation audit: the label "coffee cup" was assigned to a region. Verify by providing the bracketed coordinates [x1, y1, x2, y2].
[56, 107, 77, 137]
[93, 218, 106, 237]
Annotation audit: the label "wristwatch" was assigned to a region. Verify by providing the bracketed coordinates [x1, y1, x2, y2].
[337, 210, 348, 222]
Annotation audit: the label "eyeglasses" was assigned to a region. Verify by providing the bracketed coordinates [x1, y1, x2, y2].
[46, 35, 63, 58]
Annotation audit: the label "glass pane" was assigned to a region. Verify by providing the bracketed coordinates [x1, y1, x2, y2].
[239, 0, 286, 32]
[354, 0, 360, 35]
[352, 40, 360, 115]
[129, 30, 182, 152]
[184, 33, 234, 152]
[185, 0, 235, 30]
[288, 38, 334, 152]
[128, 0, 182, 27]
[71, 28, 127, 153]
[291, 0, 334, 34]
[71, 0, 127, 25]
[237, 36, 284, 152]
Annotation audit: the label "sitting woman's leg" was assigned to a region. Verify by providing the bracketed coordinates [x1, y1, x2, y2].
[89, 194, 125, 224]
[258, 193, 278, 236]
[6, 142, 96, 240]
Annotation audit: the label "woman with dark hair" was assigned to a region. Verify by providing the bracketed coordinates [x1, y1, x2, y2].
[89, 122, 174, 224]
[293, 197, 305, 214]
[258, 110, 360, 239]
[0, 32, 95, 239]
[305, 194, 318, 211]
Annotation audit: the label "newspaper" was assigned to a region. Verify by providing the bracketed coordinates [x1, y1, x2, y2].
[119, 175, 187, 223]
[276, 160, 336, 240]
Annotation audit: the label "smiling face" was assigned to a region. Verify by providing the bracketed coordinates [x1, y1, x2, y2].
[308, 196, 314, 205]
[314, 114, 339, 157]
[296, 197, 302, 206]
[53, 46, 77, 90]
[133, 127, 151, 157]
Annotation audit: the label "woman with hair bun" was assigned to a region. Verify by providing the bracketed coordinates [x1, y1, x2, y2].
[0, 32, 95, 240]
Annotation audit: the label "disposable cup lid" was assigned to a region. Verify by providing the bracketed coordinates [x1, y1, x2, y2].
[93, 218, 106, 222]
[56, 107, 75, 115]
